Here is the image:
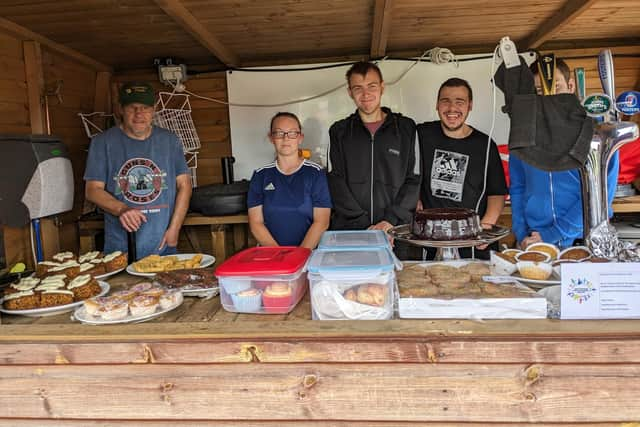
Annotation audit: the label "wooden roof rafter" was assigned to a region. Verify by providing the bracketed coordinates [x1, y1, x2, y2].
[154, 0, 239, 67]
[0, 16, 111, 72]
[520, 0, 600, 49]
[370, 0, 394, 58]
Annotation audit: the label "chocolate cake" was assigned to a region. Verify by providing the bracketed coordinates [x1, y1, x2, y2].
[412, 208, 482, 240]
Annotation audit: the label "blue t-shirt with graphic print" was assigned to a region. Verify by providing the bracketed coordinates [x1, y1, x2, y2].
[247, 160, 332, 246]
[83, 126, 189, 259]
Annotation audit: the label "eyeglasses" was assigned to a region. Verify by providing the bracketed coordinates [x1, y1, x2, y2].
[270, 130, 301, 139]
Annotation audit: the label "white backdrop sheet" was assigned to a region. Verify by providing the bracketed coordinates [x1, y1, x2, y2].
[227, 54, 535, 180]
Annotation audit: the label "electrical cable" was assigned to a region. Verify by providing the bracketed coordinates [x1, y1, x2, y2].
[170, 47, 460, 108]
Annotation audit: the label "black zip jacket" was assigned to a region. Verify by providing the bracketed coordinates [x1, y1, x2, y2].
[327, 107, 420, 230]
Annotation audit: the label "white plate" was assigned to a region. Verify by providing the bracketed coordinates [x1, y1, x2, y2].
[180, 286, 219, 297]
[0, 281, 110, 317]
[511, 272, 561, 289]
[126, 253, 215, 277]
[73, 294, 183, 325]
[94, 266, 125, 280]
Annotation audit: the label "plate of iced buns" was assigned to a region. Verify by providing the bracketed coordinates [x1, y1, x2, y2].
[73, 282, 183, 324]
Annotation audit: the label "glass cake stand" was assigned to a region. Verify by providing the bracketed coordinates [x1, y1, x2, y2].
[388, 224, 511, 261]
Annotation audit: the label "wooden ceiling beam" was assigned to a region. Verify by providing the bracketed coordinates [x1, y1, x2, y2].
[370, 0, 394, 58]
[520, 0, 599, 49]
[0, 16, 111, 72]
[154, 0, 239, 67]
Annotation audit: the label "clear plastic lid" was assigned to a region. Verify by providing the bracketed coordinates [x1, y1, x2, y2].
[318, 230, 390, 250]
[215, 246, 311, 276]
[307, 247, 395, 274]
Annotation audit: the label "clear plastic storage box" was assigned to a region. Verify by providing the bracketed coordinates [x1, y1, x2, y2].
[307, 247, 396, 320]
[215, 246, 311, 314]
[318, 230, 391, 250]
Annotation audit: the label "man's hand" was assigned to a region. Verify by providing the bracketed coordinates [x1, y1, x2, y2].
[519, 231, 542, 250]
[368, 220, 394, 232]
[476, 222, 494, 250]
[159, 226, 180, 251]
[118, 207, 147, 232]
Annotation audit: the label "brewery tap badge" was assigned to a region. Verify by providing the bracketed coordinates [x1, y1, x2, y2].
[583, 94, 612, 117]
[574, 67, 586, 102]
[537, 54, 556, 95]
[616, 91, 640, 115]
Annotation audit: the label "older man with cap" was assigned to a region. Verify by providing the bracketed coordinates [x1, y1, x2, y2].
[84, 82, 191, 259]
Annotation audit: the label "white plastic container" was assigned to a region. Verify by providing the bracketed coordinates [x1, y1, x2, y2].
[307, 248, 396, 320]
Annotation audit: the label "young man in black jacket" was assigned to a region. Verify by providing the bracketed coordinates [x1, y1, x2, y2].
[327, 62, 420, 237]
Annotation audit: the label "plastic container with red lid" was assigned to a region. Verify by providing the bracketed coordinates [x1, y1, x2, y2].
[215, 247, 311, 314]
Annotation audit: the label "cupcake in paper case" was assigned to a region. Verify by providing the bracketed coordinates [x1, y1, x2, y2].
[160, 289, 183, 310]
[222, 278, 252, 295]
[262, 282, 293, 313]
[230, 288, 263, 312]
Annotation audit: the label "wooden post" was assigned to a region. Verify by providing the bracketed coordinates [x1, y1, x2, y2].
[23, 40, 59, 260]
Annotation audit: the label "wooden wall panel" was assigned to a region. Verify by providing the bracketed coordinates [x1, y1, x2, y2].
[40, 48, 97, 253]
[0, 31, 31, 268]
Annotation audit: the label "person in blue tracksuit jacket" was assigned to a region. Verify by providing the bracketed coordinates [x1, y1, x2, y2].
[509, 59, 619, 249]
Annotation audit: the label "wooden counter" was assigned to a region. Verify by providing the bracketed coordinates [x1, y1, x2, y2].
[1, 273, 640, 424]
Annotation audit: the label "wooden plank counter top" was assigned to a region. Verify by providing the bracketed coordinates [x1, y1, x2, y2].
[1, 272, 640, 424]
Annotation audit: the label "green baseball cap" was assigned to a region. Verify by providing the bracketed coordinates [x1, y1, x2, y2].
[119, 82, 155, 107]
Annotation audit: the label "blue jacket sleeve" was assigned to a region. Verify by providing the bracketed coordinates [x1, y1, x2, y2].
[508, 155, 528, 243]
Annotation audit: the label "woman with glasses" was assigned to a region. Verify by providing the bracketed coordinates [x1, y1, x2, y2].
[247, 112, 332, 248]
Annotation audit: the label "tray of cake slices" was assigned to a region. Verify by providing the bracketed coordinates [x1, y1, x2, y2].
[397, 261, 547, 319]
[35, 250, 128, 280]
[0, 274, 109, 317]
[73, 282, 183, 324]
[489, 243, 600, 289]
[153, 267, 219, 297]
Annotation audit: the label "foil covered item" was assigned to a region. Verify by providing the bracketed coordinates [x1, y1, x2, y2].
[617, 240, 640, 262]
[587, 221, 620, 259]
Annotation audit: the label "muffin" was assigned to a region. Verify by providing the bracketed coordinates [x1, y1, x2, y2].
[67, 274, 102, 301]
[46, 261, 81, 279]
[78, 251, 101, 263]
[84, 296, 110, 316]
[515, 251, 551, 263]
[262, 282, 293, 313]
[130, 282, 154, 293]
[502, 249, 522, 259]
[103, 251, 127, 272]
[231, 288, 262, 312]
[88, 258, 107, 276]
[52, 251, 75, 263]
[110, 288, 138, 302]
[130, 295, 159, 317]
[40, 289, 74, 307]
[35, 275, 67, 292]
[159, 289, 183, 310]
[526, 243, 560, 260]
[490, 250, 518, 276]
[517, 260, 553, 280]
[98, 299, 129, 320]
[79, 262, 98, 276]
[36, 261, 61, 277]
[222, 278, 252, 294]
[559, 246, 591, 261]
[2, 290, 40, 310]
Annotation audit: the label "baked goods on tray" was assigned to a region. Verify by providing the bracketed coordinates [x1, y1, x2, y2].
[398, 262, 534, 299]
[153, 267, 217, 290]
[80, 283, 182, 321]
[2, 274, 102, 310]
[35, 250, 124, 278]
[412, 208, 482, 240]
[132, 254, 203, 273]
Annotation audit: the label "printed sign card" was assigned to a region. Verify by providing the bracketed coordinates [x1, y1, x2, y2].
[561, 262, 640, 319]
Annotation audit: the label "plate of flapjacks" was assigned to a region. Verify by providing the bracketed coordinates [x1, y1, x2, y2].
[126, 253, 214, 277]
